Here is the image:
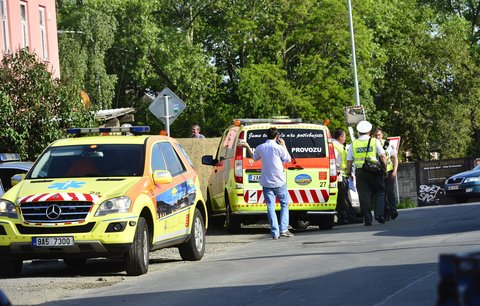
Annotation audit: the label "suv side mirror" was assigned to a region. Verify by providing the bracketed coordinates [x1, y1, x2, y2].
[153, 170, 173, 185]
[202, 155, 216, 166]
[11, 173, 26, 187]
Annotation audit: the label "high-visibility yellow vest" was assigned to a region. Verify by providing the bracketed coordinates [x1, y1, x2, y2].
[352, 138, 377, 168]
[333, 141, 347, 175]
[382, 140, 394, 172]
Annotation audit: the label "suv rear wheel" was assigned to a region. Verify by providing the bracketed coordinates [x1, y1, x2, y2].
[124, 217, 149, 276]
[179, 208, 205, 260]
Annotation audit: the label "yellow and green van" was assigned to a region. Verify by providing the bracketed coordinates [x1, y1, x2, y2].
[202, 118, 338, 233]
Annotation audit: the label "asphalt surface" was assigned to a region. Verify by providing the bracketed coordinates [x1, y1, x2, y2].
[38, 202, 480, 306]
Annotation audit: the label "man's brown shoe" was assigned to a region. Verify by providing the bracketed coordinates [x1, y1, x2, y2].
[280, 231, 294, 238]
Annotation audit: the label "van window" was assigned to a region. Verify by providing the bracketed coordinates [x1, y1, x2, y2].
[224, 127, 239, 159]
[246, 128, 326, 158]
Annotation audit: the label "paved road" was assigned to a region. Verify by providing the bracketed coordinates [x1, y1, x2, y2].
[42, 202, 480, 306]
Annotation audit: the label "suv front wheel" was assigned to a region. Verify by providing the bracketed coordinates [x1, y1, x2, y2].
[124, 217, 149, 276]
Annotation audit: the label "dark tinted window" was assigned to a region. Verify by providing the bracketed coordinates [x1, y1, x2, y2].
[246, 128, 326, 158]
[0, 168, 29, 191]
[30, 144, 144, 178]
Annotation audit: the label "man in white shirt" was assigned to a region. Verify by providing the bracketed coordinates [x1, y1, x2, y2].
[241, 128, 293, 239]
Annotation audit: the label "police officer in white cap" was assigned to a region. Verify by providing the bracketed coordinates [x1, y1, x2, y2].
[346, 120, 388, 226]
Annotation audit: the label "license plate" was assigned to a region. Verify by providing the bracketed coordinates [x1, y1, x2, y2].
[447, 185, 460, 190]
[32, 236, 74, 247]
[248, 174, 261, 183]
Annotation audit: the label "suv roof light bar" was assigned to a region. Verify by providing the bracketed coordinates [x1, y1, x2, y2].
[67, 126, 150, 135]
[0, 153, 21, 162]
[233, 118, 302, 126]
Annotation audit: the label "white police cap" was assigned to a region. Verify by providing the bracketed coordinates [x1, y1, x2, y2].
[356, 120, 372, 133]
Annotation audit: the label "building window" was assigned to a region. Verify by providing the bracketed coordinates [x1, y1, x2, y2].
[20, 1, 29, 48]
[0, 0, 9, 53]
[39, 6, 47, 60]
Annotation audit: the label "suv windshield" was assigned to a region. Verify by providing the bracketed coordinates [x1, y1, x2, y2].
[246, 128, 326, 158]
[29, 144, 144, 178]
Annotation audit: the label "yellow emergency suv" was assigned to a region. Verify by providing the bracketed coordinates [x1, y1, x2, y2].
[0, 126, 207, 277]
[202, 118, 338, 233]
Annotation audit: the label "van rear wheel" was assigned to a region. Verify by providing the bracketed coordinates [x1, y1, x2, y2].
[317, 215, 334, 230]
[289, 218, 311, 230]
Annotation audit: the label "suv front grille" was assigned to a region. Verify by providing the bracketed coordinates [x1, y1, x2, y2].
[16, 222, 95, 234]
[20, 201, 93, 223]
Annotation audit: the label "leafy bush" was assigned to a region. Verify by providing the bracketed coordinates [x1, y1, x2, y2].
[0, 49, 94, 161]
[397, 198, 417, 209]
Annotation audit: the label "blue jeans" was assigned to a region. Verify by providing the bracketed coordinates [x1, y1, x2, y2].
[263, 185, 289, 238]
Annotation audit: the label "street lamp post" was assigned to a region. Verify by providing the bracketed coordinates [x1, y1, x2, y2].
[347, 0, 360, 106]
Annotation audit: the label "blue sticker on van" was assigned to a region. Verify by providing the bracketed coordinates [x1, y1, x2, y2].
[295, 174, 312, 186]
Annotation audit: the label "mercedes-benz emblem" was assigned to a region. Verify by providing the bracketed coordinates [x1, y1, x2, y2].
[46, 204, 62, 220]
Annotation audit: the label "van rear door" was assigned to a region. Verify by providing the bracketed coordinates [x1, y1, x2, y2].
[242, 126, 329, 205]
[282, 128, 330, 205]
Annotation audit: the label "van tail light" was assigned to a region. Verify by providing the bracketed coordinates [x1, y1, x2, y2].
[234, 131, 245, 183]
[328, 139, 337, 183]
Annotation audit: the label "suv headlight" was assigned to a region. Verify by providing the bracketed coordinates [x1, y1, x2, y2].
[95, 196, 132, 216]
[0, 199, 18, 218]
[464, 177, 480, 183]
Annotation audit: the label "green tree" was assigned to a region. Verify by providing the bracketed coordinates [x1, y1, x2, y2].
[57, 0, 118, 110]
[417, 0, 480, 157]
[200, 0, 384, 130]
[0, 49, 93, 160]
[370, 0, 479, 160]
[88, 0, 218, 137]
[419, 0, 480, 44]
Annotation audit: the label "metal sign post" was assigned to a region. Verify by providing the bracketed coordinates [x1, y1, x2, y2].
[344, 105, 366, 141]
[164, 95, 170, 136]
[148, 88, 186, 136]
[348, 0, 360, 106]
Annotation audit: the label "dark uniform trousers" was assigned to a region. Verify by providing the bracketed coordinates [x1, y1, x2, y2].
[336, 178, 349, 223]
[355, 168, 386, 224]
[384, 171, 397, 216]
